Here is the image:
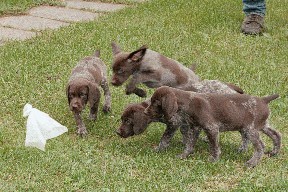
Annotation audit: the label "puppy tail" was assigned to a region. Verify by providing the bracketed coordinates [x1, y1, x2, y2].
[262, 94, 279, 103]
[225, 83, 244, 94]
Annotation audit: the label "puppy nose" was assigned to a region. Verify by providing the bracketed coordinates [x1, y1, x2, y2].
[72, 105, 79, 110]
[72, 103, 79, 109]
[71, 102, 81, 111]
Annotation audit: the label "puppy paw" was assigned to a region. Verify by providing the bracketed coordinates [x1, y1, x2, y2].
[135, 89, 147, 98]
[237, 146, 248, 153]
[77, 127, 88, 136]
[154, 145, 167, 152]
[245, 160, 257, 168]
[208, 156, 219, 162]
[102, 105, 111, 113]
[89, 113, 97, 121]
[265, 150, 278, 157]
[176, 153, 189, 160]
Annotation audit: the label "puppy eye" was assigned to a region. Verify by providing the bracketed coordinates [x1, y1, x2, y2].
[117, 69, 124, 74]
[125, 119, 131, 124]
[68, 93, 74, 99]
[80, 93, 87, 98]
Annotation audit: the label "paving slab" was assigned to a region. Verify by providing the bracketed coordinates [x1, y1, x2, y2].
[0, 15, 69, 31]
[29, 6, 99, 23]
[0, 39, 5, 46]
[0, 26, 36, 41]
[65, 0, 127, 12]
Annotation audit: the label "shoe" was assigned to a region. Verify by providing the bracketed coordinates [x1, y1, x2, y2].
[241, 14, 264, 35]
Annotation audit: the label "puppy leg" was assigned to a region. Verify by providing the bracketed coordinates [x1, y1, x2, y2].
[245, 128, 264, 167]
[89, 97, 100, 120]
[262, 122, 281, 156]
[155, 124, 178, 152]
[203, 125, 221, 162]
[126, 75, 146, 97]
[88, 84, 101, 120]
[89, 88, 101, 121]
[74, 113, 87, 136]
[238, 130, 249, 152]
[178, 126, 201, 159]
[101, 78, 111, 113]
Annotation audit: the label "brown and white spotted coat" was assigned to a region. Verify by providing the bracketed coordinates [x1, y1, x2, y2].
[67, 50, 111, 136]
[111, 42, 201, 97]
[116, 79, 247, 152]
[144, 86, 281, 167]
[112, 42, 248, 150]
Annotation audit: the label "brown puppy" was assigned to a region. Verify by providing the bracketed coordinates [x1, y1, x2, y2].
[116, 100, 194, 152]
[111, 42, 244, 97]
[116, 100, 152, 138]
[144, 86, 281, 167]
[111, 42, 200, 97]
[116, 80, 247, 152]
[67, 50, 111, 136]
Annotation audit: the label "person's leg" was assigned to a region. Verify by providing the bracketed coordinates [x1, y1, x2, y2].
[241, 0, 266, 35]
[243, 0, 266, 16]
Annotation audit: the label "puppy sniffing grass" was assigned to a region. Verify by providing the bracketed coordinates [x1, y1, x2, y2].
[67, 50, 111, 136]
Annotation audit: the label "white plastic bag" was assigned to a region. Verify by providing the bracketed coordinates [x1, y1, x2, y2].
[23, 103, 68, 151]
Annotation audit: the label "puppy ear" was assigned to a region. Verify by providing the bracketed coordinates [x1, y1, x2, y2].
[133, 111, 150, 135]
[127, 45, 147, 62]
[161, 92, 178, 121]
[111, 42, 122, 55]
[94, 50, 100, 57]
[66, 85, 71, 104]
[87, 82, 100, 106]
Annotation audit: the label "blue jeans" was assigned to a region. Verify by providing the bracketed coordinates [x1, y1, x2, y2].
[243, 0, 266, 16]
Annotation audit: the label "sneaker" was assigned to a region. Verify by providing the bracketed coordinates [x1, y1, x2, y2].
[241, 14, 264, 35]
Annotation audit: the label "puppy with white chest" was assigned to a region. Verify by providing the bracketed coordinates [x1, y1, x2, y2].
[144, 86, 281, 167]
[67, 50, 111, 136]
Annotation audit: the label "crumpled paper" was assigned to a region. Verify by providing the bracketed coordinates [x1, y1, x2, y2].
[23, 103, 68, 151]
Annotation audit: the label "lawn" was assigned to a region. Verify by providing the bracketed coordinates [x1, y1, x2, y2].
[0, 0, 139, 16]
[0, 0, 63, 16]
[0, 0, 287, 191]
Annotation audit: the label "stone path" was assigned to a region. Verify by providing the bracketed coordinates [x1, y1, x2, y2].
[0, 0, 145, 45]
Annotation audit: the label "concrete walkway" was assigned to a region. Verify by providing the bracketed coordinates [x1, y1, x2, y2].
[0, 0, 145, 45]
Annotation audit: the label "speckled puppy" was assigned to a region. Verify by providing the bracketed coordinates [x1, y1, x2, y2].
[116, 80, 248, 152]
[67, 50, 111, 136]
[145, 86, 281, 167]
[110, 42, 200, 97]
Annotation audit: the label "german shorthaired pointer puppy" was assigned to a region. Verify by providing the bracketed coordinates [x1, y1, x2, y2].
[144, 86, 281, 167]
[116, 99, 197, 151]
[110, 42, 201, 97]
[116, 80, 247, 151]
[67, 50, 111, 136]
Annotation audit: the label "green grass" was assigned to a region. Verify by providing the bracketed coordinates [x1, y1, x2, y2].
[0, 0, 139, 16]
[0, 0, 63, 16]
[84, 0, 140, 4]
[0, 0, 288, 191]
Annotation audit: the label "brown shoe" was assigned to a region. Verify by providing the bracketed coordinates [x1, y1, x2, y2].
[241, 14, 264, 35]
